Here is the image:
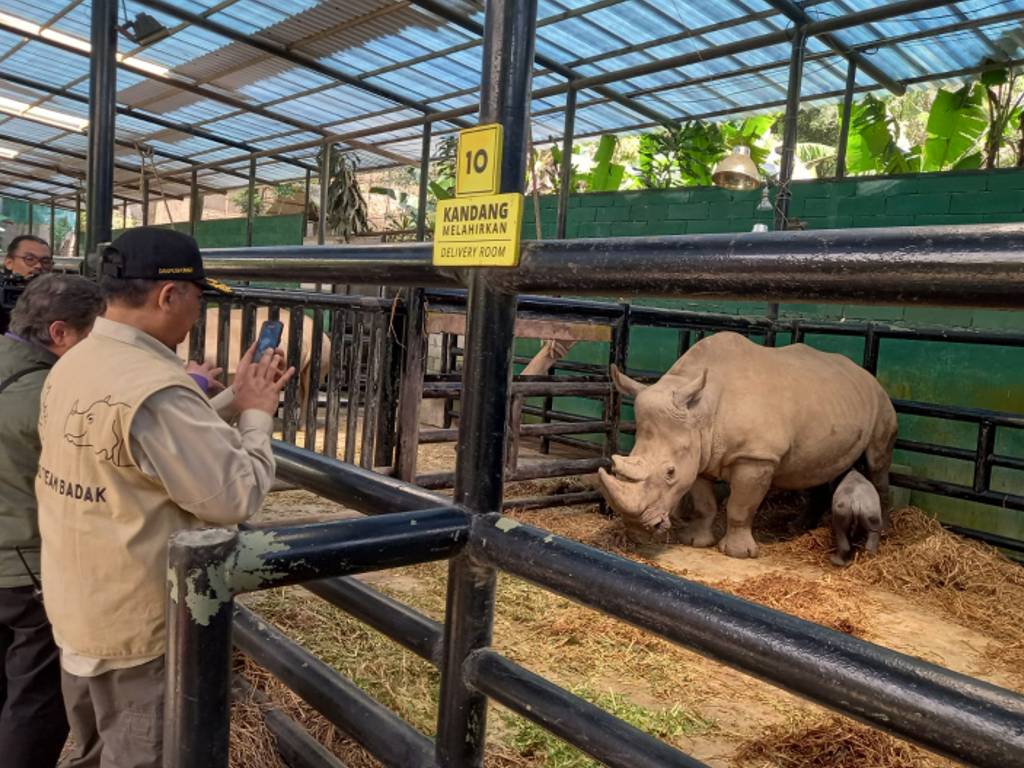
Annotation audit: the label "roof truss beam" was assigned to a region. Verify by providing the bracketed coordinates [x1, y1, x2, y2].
[134, 0, 470, 129]
[765, 0, 905, 95]
[407, 0, 676, 126]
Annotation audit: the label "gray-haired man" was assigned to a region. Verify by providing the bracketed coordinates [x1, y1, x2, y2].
[0, 273, 104, 766]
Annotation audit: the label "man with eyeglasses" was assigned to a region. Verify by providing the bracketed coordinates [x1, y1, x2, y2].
[1, 236, 54, 334]
[4, 235, 54, 278]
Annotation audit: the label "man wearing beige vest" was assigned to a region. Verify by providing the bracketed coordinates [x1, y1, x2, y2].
[36, 227, 295, 768]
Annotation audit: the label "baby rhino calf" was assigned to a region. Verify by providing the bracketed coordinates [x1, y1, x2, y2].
[831, 470, 883, 567]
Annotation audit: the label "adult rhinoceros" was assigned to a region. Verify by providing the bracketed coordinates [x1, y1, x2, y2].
[597, 332, 897, 558]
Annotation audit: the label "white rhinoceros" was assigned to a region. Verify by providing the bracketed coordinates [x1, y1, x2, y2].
[597, 331, 897, 559]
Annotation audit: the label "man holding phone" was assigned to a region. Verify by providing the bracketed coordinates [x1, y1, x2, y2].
[36, 227, 295, 768]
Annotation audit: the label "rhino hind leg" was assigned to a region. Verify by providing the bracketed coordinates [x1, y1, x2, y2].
[719, 460, 775, 559]
[675, 478, 717, 548]
[864, 419, 898, 531]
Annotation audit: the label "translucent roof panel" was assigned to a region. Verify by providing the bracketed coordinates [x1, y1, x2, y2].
[0, 0, 1022, 201]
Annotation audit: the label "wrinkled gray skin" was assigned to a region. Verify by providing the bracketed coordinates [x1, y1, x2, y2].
[597, 332, 897, 558]
[830, 469, 883, 567]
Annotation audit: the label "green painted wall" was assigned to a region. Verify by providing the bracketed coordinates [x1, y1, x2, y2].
[112, 213, 304, 248]
[518, 169, 1024, 541]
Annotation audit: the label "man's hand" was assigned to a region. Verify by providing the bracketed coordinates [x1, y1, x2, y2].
[186, 359, 226, 395]
[233, 342, 296, 415]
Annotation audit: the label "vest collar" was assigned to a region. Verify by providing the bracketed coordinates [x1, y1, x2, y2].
[91, 317, 183, 366]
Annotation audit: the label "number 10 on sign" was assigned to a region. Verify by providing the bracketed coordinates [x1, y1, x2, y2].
[455, 124, 503, 197]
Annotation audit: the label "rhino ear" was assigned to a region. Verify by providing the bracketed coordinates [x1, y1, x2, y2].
[671, 369, 708, 411]
[610, 364, 646, 398]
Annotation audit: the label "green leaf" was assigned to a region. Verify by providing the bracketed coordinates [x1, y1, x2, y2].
[796, 142, 836, 169]
[953, 150, 983, 170]
[922, 83, 988, 172]
[739, 114, 777, 139]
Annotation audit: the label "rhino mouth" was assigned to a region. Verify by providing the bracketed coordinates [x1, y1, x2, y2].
[598, 460, 663, 531]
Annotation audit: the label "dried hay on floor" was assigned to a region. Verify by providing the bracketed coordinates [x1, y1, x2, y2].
[733, 714, 953, 768]
[713, 571, 870, 636]
[232, 655, 381, 768]
[845, 508, 1024, 654]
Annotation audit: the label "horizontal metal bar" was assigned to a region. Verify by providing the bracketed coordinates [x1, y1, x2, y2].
[233, 676, 347, 768]
[231, 508, 468, 593]
[429, 288, 1024, 348]
[420, 420, 609, 444]
[417, 457, 608, 490]
[494, 224, 1024, 307]
[305, 577, 442, 665]
[471, 516, 1024, 767]
[891, 473, 1024, 512]
[991, 453, 1024, 472]
[203, 245, 458, 286]
[423, 381, 610, 398]
[218, 287, 395, 310]
[464, 650, 706, 768]
[234, 605, 434, 768]
[944, 524, 1024, 555]
[502, 490, 604, 510]
[204, 224, 1024, 308]
[272, 441, 447, 514]
[894, 399, 1024, 428]
[894, 438, 975, 463]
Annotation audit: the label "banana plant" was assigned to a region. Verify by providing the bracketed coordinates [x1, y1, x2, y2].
[922, 82, 987, 172]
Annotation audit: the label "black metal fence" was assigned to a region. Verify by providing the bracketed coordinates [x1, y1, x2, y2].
[414, 289, 1024, 546]
[166, 441, 1024, 768]
[159, 2, 1024, 764]
[186, 287, 403, 469]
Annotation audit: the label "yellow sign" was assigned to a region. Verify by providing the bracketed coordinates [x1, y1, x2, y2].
[455, 123, 503, 197]
[433, 193, 523, 268]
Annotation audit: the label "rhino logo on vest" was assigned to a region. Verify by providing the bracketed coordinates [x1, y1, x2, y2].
[64, 396, 131, 467]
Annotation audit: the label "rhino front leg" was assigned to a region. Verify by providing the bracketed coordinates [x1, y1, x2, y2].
[719, 460, 774, 558]
[677, 478, 717, 547]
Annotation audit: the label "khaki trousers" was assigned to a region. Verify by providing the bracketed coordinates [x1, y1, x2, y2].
[59, 656, 163, 768]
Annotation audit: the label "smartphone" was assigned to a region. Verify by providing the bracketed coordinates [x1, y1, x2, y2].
[253, 320, 283, 363]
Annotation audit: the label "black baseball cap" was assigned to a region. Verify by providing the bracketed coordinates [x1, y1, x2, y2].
[100, 227, 231, 294]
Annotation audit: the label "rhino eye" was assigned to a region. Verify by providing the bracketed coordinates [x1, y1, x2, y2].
[665, 466, 676, 482]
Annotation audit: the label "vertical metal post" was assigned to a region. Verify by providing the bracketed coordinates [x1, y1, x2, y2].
[74, 190, 81, 257]
[302, 168, 311, 243]
[246, 155, 256, 247]
[416, 122, 432, 242]
[27, 202, 33, 236]
[556, 86, 576, 240]
[836, 59, 857, 179]
[189, 169, 199, 237]
[435, 1, 537, 766]
[974, 421, 996, 494]
[49, 200, 55, 247]
[318, 141, 330, 246]
[163, 528, 237, 768]
[121, 199, 128, 230]
[85, 0, 116, 273]
[767, 25, 807, 345]
[774, 25, 806, 232]
[142, 175, 150, 226]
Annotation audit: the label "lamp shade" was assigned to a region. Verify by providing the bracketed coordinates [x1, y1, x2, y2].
[712, 145, 760, 191]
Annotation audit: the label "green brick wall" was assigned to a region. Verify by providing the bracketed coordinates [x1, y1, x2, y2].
[518, 170, 1024, 541]
[112, 213, 304, 249]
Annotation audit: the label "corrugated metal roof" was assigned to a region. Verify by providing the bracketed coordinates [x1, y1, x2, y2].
[0, 0, 1022, 206]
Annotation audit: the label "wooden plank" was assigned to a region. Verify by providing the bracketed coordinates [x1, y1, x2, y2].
[426, 311, 611, 342]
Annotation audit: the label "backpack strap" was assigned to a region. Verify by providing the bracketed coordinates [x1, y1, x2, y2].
[0, 364, 51, 395]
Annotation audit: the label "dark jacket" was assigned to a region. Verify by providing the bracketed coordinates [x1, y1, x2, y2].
[0, 333, 56, 587]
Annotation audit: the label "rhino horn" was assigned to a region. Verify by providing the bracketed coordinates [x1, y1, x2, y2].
[597, 468, 635, 515]
[671, 368, 708, 411]
[610, 364, 646, 397]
